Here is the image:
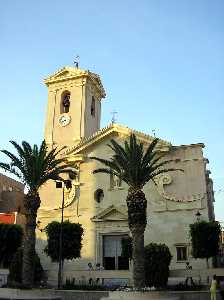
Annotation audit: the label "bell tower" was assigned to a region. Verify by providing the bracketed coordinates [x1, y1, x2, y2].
[44, 66, 106, 147]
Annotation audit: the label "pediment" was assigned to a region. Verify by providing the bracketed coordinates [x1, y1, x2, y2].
[44, 67, 88, 84]
[54, 70, 70, 78]
[44, 66, 106, 97]
[91, 205, 128, 222]
[64, 123, 171, 156]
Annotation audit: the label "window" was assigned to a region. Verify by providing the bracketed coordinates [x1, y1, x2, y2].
[176, 246, 187, 261]
[94, 189, 104, 203]
[91, 96, 95, 117]
[103, 235, 129, 270]
[61, 91, 71, 114]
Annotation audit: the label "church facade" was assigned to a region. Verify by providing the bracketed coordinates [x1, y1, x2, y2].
[37, 66, 215, 285]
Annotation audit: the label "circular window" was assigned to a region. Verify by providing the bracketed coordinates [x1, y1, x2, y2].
[94, 189, 104, 203]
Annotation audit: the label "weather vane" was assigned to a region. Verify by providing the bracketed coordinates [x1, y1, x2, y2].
[74, 55, 80, 68]
[111, 110, 118, 124]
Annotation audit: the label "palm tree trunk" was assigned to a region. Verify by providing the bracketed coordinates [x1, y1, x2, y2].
[131, 225, 145, 288]
[127, 189, 147, 288]
[22, 193, 40, 288]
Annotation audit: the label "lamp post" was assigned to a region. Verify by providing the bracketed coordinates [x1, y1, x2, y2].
[56, 179, 72, 289]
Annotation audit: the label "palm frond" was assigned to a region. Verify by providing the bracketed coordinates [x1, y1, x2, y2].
[142, 151, 164, 169]
[93, 168, 118, 176]
[0, 162, 23, 180]
[0, 162, 11, 172]
[0, 140, 72, 194]
[149, 168, 184, 180]
[142, 138, 159, 165]
[1, 150, 25, 172]
[90, 156, 121, 173]
[9, 141, 25, 158]
[22, 141, 33, 154]
[108, 139, 128, 162]
[91, 133, 181, 191]
[149, 159, 175, 174]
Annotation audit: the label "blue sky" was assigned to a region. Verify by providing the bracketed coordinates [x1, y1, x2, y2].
[1, 0, 224, 221]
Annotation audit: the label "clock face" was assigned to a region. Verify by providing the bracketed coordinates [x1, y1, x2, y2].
[59, 114, 71, 127]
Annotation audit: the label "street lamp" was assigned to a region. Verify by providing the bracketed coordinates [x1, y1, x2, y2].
[56, 179, 72, 289]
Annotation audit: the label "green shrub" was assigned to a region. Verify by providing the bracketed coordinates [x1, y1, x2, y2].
[44, 220, 83, 262]
[145, 243, 172, 288]
[0, 223, 23, 268]
[189, 221, 221, 266]
[8, 247, 44, 285]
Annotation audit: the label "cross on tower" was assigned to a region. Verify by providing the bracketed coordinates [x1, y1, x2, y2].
[152, 129, 156, 137]
[74, 55, 80, 68]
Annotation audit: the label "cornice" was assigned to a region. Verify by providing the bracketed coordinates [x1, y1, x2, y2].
[44, 66, 106, 98]
[172, 158, 205, 163]
[172, 143, 205, 149]
[63, 123, 171, 156]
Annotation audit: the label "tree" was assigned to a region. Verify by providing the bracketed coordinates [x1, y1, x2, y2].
[0, 223, 23, 268]
[90, 134, 182, 288]
[44, 220, 83, 262]
[0, 141, 74, 287]
[145, 243, 172, 288]
[189, 220, 221, 268]
[121, 236, 133, 260]
[8, 248, 44, 286]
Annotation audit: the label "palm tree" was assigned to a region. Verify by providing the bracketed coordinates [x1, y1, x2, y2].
[0, 141, 73, 288]
[91, 134, 182, 288]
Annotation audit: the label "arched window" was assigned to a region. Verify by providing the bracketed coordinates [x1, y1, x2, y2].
[91, 96, 95, 117]
[61, 91, 71, 114]
[94, 189, 104, 203]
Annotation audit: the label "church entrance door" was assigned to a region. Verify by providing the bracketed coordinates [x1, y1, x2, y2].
[103, 235, 129, 270]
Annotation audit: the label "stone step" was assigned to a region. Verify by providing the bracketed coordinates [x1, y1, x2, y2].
[102, 291, 180, 300]
[0, 297, 61, 300]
